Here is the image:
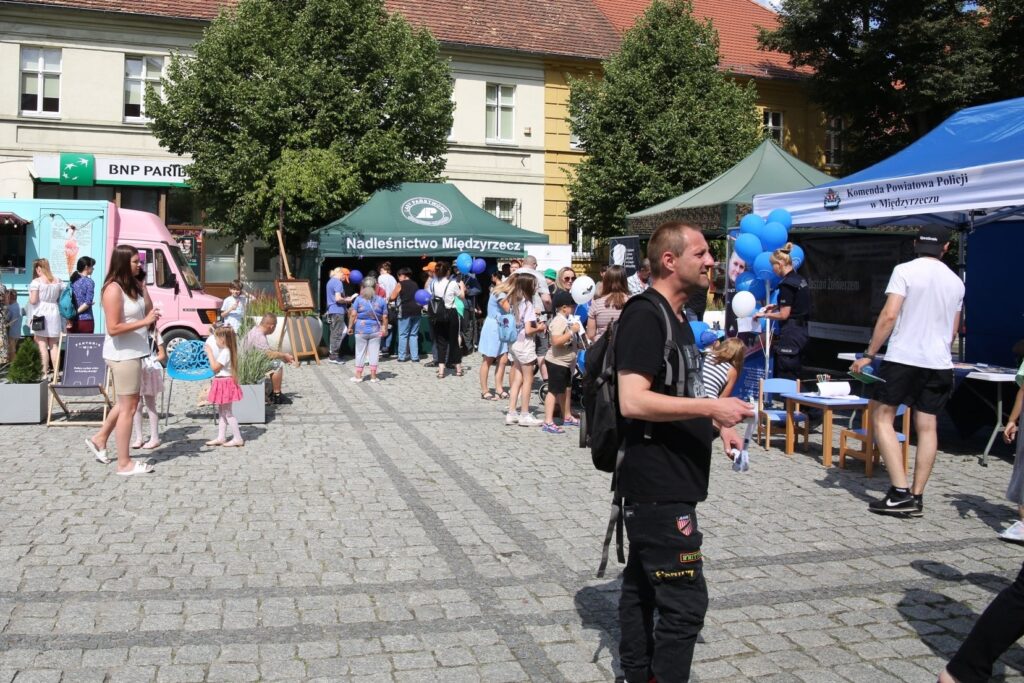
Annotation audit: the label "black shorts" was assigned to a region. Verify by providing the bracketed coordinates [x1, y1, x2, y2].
[873, 361, 954, 415]
[546, 362, 572, 394]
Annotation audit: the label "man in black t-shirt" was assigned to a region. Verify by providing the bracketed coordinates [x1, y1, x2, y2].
[615, 222, 753, 683]
[390, 268, 423, 362]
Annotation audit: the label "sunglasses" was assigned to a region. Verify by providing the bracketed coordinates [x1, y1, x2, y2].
[563, 276, 576, 282]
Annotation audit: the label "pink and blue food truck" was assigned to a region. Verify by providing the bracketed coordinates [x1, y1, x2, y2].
[1, 199, 221, 349]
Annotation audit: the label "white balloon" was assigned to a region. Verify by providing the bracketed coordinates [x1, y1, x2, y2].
[732, 290, 757, 318]
[571, 275, 596, 305]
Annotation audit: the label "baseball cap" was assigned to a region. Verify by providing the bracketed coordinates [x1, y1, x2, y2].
[422, 261, 437, 272]
[543, 268, 558, 280]
[915, 225, 952, 257]
[553, 290, 575, 309]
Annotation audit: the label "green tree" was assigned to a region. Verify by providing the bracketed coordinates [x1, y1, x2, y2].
[760, 0, 996, 173]
[567, 0, 763, 240]
[149, 0, 453, 246]
[987, 0, 1024, 100]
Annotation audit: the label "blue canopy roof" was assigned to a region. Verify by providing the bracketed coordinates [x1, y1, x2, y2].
[841, 97, 1024, 184]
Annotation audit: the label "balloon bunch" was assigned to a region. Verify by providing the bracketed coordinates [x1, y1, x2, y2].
[730, 208, 804, 319]
[455, 252, 487, 275]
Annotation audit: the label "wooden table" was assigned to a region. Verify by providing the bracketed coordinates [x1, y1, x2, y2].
[782, 392, 869, 468]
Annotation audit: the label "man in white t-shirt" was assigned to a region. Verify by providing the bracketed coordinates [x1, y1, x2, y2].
[851, 225, 964, 517]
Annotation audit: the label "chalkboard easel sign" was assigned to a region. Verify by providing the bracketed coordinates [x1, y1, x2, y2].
[275, 279, 315, 311]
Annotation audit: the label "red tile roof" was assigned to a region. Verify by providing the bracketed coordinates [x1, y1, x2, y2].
[384, 0, 622, 61]
[4, 0, 805, 76]
[591, 0, 809, 79]
[0, 0, 231, 21]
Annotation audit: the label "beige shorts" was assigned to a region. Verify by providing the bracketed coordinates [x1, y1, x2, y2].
[106, 358, 142, 396]
[510, 337, 537, 365]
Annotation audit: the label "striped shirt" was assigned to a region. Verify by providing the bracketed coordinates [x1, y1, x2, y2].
[701, 356, 733, 398]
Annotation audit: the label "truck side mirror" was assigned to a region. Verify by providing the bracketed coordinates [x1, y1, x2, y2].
[168, 272, 179, 295]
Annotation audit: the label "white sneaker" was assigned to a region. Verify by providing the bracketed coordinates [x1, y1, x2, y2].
[999, 521, 1024, 543]
[505, 412, 520, 425]
[517, 413, 543, 427]
[350, 376, 364, 383]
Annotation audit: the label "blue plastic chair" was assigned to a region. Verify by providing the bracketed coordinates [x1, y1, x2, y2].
[758, 378, 809, 449]
[164, 339, 214, 426]
[839, 404, 911, 477]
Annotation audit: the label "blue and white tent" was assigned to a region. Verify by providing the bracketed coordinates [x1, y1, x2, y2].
[753, 97, 1024, 228]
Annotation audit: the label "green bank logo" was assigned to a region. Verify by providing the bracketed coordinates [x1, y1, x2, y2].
[59, 153, 95, 186]
[401, 197, 452, 227]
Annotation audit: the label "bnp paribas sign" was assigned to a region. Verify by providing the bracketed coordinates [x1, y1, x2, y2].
[36, 153, 192, 187]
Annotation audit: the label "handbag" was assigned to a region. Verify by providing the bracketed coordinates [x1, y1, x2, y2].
[31, 315, 45, 332]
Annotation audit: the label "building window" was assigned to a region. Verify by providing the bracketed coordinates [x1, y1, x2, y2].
[121, 187, 160, 215]
[124, 56, 164, 121]
[825, 117, 844, 168]
[571, 220, 596, 259]
[763, 110, 784, 145]
[485, 83, 515, 143]
[34, 183, 113, 201]
[484, 198, 519, 226]
[20, 47, 61, 115]
[568, 114, 584, 150]
[253, 247, 272, 272]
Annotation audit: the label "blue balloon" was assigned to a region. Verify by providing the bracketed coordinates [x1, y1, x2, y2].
[790, 244, 805, 269]
[739, 213, 766, 238]
[767, 208, 793, 230]
[735, 271, 758, 293]
[349, 269, 363, 285]
[456, 252, 473, 272]
[414, 289, 431, 306]
[761, 221, 789, 251]
[689, 321, 710, 346]
[471, 257, 487, 274]
[734, 233, 763, 265]
[753, 251, 775, 281]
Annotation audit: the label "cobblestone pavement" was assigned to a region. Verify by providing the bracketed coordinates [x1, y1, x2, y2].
[1, 356, 1023, 682]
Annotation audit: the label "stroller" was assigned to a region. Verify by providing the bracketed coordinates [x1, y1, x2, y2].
[537, 348, 586, 406]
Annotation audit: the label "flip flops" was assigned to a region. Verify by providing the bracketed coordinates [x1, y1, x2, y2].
[116, 461, 155, 476]
[85, 438, 112, 465]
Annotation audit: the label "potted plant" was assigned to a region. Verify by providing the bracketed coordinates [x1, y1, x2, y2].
[0, 342, 48, 424]
[232, 344, 275, 424]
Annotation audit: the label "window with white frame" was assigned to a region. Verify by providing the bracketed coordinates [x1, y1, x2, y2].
[568, 114, 584, 150]
[484, 198, 519, 226]
[124, 55, 164, 121]
[763, 110, 784, 145]
[825, 117, 844, 168]
[20, 47, 61, 115]
[485, 83, 515, 143]
[571, 219, 596, 259]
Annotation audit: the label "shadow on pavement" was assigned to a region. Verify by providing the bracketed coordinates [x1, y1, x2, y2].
[900, 560, 1024, 680]
[943, 493, 1017, 534]
[812, 465, 890, 505]
[575, 582, 622, 680]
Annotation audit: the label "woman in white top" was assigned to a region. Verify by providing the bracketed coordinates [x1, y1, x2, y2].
[430, 261, 466, 379]
[86, 245, 160, 476]
[27, 258, 65, 377]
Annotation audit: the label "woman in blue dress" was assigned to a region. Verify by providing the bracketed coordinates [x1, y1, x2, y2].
[477, 276, 514, 400]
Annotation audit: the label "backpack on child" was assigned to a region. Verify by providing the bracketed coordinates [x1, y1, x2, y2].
[58, 286, 78, 320]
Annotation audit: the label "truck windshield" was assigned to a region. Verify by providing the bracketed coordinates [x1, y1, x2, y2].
[167, 244, 202, 291]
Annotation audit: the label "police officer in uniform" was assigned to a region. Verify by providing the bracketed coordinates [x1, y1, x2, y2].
[615, 222, 752, 682]
[755, 242, 810, 380]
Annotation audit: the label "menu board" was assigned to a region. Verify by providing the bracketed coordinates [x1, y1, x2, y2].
[275, 279, 314, 311]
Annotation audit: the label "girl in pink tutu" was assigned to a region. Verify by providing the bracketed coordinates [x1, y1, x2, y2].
[204, 325, 244, 447]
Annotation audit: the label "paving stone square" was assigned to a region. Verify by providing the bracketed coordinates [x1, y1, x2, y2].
[0, 358, 1022, 681]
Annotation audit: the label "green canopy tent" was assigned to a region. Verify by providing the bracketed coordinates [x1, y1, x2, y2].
[626, 139, 834, 235]
[312, 182, 549, 259]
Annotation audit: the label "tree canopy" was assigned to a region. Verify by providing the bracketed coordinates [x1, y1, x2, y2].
[760, 0, 1024, 174]
[148, 0, 453, 245]
[566, 0, 763, 240]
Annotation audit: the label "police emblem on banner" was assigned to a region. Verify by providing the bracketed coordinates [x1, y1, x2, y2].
[676, 515, 693, 536]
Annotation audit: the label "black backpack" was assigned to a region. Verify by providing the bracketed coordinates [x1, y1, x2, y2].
[581, 292, 695, 577]
[428, 281, 453, 325]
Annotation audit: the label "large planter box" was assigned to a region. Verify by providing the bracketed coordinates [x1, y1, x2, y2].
[0, 380, 49, 424]
[234, 380, 266, 424]
[248, 316, 323, 354]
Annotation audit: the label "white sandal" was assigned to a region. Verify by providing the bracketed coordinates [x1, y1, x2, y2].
[116, 461, 155, 476]
[85, 438, 112, 465]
